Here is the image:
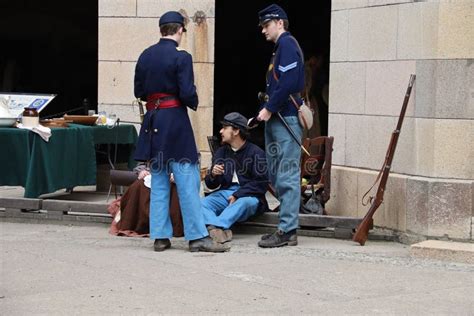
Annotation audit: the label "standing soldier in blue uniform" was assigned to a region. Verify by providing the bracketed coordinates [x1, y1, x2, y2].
[256, 4, 305, 248]
[134, 11, 229, 253]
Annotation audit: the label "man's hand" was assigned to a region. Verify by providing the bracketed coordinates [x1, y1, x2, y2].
[228, 195, 237, 204]
[257, 107, 272, 121]
[138, 170, 150, 180]
[211, 164, 225, 177]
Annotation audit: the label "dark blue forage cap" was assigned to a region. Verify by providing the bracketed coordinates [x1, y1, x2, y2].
[159, 11, 187, 32]
[258, 4, 288, 25]
[221, 112, 249, 131]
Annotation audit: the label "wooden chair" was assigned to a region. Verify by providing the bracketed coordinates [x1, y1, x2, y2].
[300, 136, 334, 211]
[207, 135, 221, 156]
[107, 169, 137, 201]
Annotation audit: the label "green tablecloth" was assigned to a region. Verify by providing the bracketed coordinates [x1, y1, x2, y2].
[0, 123, 138, 198]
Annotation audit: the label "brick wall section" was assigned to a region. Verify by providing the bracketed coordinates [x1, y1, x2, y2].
[327, 0, 473, 240]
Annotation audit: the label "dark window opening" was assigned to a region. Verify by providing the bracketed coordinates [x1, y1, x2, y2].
[0, 1, 98, 118]
[214, 0, 331, 148]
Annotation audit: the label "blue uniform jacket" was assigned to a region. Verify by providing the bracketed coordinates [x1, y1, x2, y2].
[134, 38, 199, 165]
[263, 32, 305, 117]
[205, 142, 269, 212]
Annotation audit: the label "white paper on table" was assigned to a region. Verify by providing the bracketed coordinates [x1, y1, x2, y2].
[16, 123, 52, 142]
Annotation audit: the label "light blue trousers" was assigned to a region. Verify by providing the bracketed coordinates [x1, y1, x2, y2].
[201, 184, 259, 229]
[150, 162, 208, 241]
[265, 115, 302, 232]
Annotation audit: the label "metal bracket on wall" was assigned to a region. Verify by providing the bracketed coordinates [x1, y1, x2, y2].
[192, 11, 206, 25]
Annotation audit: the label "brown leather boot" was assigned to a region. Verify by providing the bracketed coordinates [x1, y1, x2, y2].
[207, 226, 233, 243]
[223, 229, 233, 242]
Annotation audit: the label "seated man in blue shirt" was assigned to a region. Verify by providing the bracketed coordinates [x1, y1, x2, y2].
[202, 112, 269, 243]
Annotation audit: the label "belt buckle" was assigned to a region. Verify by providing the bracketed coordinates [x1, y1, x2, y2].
[154, 99, 161, 109]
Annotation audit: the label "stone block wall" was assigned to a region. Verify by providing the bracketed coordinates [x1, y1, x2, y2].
[327, 0, 473, 241]
[98, 0, 215, 167]
[97, 0, 473, 240]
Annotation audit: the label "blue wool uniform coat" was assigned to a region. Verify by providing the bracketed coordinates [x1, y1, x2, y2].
[205, 142, 269, 211]
[134, 38, 199, 165]
[262, 32, 305, 117]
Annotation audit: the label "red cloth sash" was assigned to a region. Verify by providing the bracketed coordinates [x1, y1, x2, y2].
[146, 93, 181, 111]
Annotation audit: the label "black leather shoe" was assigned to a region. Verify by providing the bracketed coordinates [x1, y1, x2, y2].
[258, 229, 297, 248]
[260, 232, 272, 240]
[189, 236, 230, 252]
[154, 239, 171, 252]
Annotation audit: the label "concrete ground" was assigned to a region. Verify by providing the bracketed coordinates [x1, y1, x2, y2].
[1, 220, 473, 315]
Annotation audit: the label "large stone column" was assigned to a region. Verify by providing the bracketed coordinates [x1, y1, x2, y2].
[98, 0, 216, 167]
[327, 0, 473, 241]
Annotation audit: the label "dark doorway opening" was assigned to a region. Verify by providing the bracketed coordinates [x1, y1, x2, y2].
[0, 1, 98, 118]
[214, 0, 331, 148]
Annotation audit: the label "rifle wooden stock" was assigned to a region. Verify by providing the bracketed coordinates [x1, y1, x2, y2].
[353, 74, 416, 245]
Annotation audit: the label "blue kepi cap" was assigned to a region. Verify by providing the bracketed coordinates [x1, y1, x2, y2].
[159, 11, 187, 32]
[258, 4, 288, 25]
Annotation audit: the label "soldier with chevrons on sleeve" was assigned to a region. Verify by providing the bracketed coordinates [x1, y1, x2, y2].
[255, 4, 305, 248]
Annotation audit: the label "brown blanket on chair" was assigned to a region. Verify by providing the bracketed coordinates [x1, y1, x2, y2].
[108, 180, 184, 237]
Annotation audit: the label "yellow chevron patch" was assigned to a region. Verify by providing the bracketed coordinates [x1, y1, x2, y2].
[176, 47, 186, 52]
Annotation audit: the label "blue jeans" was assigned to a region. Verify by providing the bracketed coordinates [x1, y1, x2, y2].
[201, 184, 259, 229]
[265, 115, 302, 232]
[150, 162, 208, 241]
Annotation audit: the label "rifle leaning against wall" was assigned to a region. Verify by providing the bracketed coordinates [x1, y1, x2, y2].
[352, 74, 416, 246]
